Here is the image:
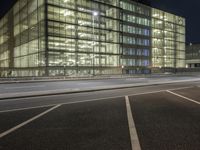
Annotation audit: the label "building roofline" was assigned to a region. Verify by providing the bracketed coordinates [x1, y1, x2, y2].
[152, 6, 185, 18]
[0, 0, 185, 21]
[131, 0, 185, 18]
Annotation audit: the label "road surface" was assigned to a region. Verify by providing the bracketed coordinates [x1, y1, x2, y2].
[0, 80, 200, 149]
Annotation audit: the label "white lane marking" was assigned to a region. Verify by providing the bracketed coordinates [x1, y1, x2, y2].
[125, 96, 141, 150]
[0, 104, 61, 138]
[0, 96, 125, 113]
[0, 105, 55, 113]
[0, 86, 193, 103]
[4, 85, 45, 90]
[127, 86, 193, 97]
[166, 90, 200, 105]
[0, 86, 193, 113]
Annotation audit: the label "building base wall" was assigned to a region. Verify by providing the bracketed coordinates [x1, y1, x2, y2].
[0, 66, 152, 77]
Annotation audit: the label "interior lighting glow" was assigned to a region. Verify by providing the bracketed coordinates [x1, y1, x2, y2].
[63, 10, 72, 16]
[153, 14, 159, 17]
[64, 0, 70, 3]
[93, 11, 98, 16]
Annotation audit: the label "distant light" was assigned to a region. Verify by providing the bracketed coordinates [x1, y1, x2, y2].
[93, 11, 98, 16]
[55, 43, 59, 46]
[157, 21, 162, 24]
[153, 14, 158, 17]
[63, 10, 72, 16]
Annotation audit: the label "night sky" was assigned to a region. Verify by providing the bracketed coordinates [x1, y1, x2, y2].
[0, 0, 199, 43]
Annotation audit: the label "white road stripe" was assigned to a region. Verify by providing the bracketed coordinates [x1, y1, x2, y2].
[127, 86, 193, 97]
[125, 96, 141, 150]
[0, 105, 55, 113]
[0, 86, 193, 113]
[0, 104, 61, 139]
[166, 90, 200, 105]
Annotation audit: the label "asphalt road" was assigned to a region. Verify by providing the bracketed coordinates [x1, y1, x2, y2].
[0, 76, 199, 95]
[0, 81, 200, 149]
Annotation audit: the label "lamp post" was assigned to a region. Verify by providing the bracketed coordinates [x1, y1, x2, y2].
[92, 11, 98, 76]
[64, 65, 66, 75]
[121, 65, 124, 78]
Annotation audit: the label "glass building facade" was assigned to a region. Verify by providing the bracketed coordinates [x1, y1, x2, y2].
[0, 0, 185, 77]
[151, 8, 185, 69]
[0, 0, 45, 77]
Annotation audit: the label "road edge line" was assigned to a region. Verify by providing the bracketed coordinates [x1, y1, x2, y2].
[0, 86, 192, 103]
[125, 96, 141, 150]
[0, 86, 192, 113]
[0, 104, 61, 139]
[166, 90, 200, 105]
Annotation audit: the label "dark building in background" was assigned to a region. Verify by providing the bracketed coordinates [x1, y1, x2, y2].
[186, 43, 200, 68]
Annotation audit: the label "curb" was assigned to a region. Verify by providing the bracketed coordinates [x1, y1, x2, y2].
[0, 74, 199, 84]
[0, 76, 143, 84]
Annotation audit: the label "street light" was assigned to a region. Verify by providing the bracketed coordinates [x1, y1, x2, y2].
[92, 11, 98, 76]
[93, 11, 98, 16]
[64, 64, 66, 78]
[121, 65, 124, 78]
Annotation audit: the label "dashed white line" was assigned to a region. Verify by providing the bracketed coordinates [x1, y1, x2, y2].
[125, 96, 141, 150]
[166, 90, 200, 105]
[0, 104, 61, 139]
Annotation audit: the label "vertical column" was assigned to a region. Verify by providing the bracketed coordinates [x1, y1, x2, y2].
[162, 11, 165, 68]
[44, 0, 49, 76]
[120, 7, 124, 75]
[74, 0, 79, 75]
[149, 8, 153, 74]
[8, 9, 14, 76]
[174, 17, 178, 73]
